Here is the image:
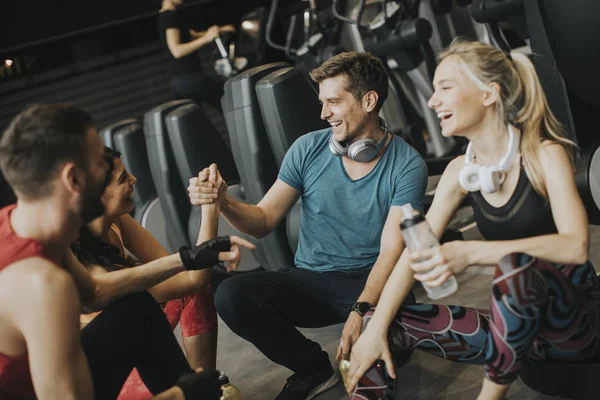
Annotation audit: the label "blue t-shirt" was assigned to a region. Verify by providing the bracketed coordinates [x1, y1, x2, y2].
[278, 128, 428, 272]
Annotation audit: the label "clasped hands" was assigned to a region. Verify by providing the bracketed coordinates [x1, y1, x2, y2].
[184, 164, 253, 272]
[188, 163, 227, 207]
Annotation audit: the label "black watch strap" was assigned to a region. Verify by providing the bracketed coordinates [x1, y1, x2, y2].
[350, 301, 373, 317]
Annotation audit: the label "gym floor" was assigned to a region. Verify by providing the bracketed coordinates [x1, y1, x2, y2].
[210, 225, 600, 400]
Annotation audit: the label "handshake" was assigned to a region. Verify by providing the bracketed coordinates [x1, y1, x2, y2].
[183, 164, 255, 273]
[187, 164, 227, 207]
[179, 236, 255, 272]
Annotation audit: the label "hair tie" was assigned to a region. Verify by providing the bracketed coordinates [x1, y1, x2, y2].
[505, 51, 513, 62]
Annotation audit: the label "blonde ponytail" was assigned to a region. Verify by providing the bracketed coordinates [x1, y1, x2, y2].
[440, 39, 577, 199]
[511, 52, 577, 198]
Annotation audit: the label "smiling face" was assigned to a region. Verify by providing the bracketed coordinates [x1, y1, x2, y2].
[101, 157, 137, 218]
[318, 74, 372, 143]
[427, 56, 494, 138]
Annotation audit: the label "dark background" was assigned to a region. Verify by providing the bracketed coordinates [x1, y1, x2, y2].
[0, 0, 274, 80]
[0, 0, 273, 52]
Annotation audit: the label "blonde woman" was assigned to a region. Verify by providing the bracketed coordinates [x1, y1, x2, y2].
[346, 39, 600, 400]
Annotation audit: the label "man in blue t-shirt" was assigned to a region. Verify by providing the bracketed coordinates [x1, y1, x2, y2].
[188, 52, 428, 400]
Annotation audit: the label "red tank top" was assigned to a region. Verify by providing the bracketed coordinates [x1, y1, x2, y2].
[0, 204, 45, 399]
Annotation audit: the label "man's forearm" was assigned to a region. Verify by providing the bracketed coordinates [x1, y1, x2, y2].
[357, 252, 402, 305]
[88, 254, 184, 310]
[221, 194, 270, 238]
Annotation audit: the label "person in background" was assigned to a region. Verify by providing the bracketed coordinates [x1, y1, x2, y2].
[158, 0, 235, 113]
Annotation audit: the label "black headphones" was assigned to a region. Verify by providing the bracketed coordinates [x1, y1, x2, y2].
[328, 118, 390, 163]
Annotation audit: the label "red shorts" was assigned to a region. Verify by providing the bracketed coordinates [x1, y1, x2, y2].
[163, 285, 218, 336]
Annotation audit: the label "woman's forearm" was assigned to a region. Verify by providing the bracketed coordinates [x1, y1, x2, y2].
[364, 251, 416, 333]
[90, 254, 184, 310]
[467, 233, 588, 266]
[147, 206, 218, 303]
[196, 204, 219, 245]
[172, 35, 213, 58]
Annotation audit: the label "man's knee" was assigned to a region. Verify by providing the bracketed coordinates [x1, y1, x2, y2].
[214, 275, 256, 322]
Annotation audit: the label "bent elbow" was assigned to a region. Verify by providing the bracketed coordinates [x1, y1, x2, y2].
[83, 285, 111, 312]
[254, 211, 275, 239]
[252, 229, 269, 240]
[570, 235, 589, 265]
[573, 253, 588, 266]
[245, 219, 271, 239]
[168, 46, 183, 59]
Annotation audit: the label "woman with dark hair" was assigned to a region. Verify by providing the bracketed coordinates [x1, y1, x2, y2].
[70, 146, 252, 399]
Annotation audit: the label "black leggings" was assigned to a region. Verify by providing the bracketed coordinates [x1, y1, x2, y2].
[81, 291, 191, 400]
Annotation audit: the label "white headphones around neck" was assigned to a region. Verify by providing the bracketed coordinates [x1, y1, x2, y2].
[458, 124, 519, 194]
[328, 118, 390, 163]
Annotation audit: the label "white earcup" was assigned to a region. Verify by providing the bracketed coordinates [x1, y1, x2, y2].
[479, 168, 503, 194]
[478, 167, 496, 194]
[459, 163, 482, 192]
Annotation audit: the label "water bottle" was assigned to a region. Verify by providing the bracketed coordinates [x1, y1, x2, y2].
[399, 203, 458, 300]
[339, 359, 351, 391]
[219, 371, 242, 400]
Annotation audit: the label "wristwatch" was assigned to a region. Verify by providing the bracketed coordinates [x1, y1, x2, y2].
[350, 301, 373, 317]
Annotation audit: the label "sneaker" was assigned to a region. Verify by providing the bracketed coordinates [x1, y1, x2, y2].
[274, 365, 339, 400]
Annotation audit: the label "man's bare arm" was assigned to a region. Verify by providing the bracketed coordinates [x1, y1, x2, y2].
[223, 179, 300, 238]
[189, 172, 301, 239]
[356, 206, 406, 305]
[337, 206, 406, 359]
[8, 258, 93, 400]
[62, 248, 97, 304]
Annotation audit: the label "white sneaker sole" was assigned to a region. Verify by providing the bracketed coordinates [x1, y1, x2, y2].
[305, 373, 340, 400]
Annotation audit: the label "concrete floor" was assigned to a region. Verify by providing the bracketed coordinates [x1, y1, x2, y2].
[208, 225, 600, 400]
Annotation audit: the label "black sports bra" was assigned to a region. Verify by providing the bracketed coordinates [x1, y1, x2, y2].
[468, 167, 557, 241]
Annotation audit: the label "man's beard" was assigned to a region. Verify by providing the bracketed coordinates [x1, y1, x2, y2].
[78, 173, 107, 223]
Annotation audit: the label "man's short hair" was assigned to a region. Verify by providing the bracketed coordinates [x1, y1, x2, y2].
[0, 104, 94, 200]
[309, 52, 389, 112]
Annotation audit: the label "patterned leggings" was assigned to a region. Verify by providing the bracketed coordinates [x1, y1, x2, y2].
[354, 253, 600, 399]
